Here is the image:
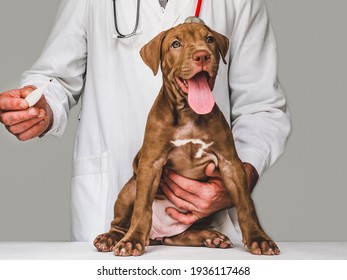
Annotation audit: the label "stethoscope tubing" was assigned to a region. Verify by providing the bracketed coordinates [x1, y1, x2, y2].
[113, 0, 203, 39]
[112, 0, 141, 38]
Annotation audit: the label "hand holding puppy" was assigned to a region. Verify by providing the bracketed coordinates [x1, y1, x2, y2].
[162, 162, 259, 224]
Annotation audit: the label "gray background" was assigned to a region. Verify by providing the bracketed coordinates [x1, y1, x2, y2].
[0, 0, 346, 242]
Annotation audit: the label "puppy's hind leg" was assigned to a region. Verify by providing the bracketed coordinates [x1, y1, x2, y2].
[162, 229, 232, 249]
[94, 176, 136, 252]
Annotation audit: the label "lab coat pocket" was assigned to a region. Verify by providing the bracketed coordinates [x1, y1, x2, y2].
[71, 152, 110, 241]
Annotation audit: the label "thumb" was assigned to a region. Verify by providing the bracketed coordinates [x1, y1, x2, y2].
[204, 162, 221, 178]
[19, 86, 37, 98]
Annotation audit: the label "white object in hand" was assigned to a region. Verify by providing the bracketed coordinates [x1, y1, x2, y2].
[25, 79, 53, 107]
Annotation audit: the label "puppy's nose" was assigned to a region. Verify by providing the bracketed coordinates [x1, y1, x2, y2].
[193, 50, 211, 66]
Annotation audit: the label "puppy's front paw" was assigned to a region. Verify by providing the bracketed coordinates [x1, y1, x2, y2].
[244, 236, 280, 255]
[94, 232, 123, 252]
[113, 235, 149, 257]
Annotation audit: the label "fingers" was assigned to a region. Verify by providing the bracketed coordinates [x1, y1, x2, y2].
[164, 169, 204, 194]
[0, 95, 28, 111]
[0, 86, 34, 111]
[0, 86, 36, 124]
[165, 207, 200, 225]
[6, 112, 46, 135]
[0, 107, 43, 126]
[15, 118, 49, 141]
[204, 162, 221, 178]
[164, 169, 223, 199]
[161, 179, 198, 212]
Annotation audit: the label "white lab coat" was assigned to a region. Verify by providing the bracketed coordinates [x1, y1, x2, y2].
[21, 0, 291, 241]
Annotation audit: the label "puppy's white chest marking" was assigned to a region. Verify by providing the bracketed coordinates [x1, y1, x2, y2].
[171, 139, 214, 158]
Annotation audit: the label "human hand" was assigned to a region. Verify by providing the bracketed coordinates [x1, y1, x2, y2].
[0, 86, 53, 141]
[161, 163, 234, 225]
[161, 162, 259, 225]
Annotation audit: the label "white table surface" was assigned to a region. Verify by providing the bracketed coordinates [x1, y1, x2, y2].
[0, 242, 346, 260]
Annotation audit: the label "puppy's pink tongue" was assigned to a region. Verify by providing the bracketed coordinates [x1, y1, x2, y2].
[187, 73, 215, 115]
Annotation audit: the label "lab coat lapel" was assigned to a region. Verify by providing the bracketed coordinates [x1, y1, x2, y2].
[144, 0, 165, 20]
[143, 0, 196, 30]
[161, 0, 196, 29]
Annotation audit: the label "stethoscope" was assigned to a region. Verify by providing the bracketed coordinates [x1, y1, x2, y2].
[112, 0, 204, 39]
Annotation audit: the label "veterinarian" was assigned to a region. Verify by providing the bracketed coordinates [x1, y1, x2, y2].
[0, 0, 290, 242]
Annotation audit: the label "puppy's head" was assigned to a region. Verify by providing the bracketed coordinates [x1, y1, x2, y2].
[140, 22, 229, 114]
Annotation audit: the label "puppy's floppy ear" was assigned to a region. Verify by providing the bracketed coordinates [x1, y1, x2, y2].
[207, 27, 229, 64]
[140, 31, 167, 75]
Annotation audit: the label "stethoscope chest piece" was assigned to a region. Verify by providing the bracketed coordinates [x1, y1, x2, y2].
[184, 16, 205, 25]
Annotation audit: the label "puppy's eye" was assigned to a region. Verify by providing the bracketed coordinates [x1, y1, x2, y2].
[171, 40, 181, 48]
[206, 36, 215, 43]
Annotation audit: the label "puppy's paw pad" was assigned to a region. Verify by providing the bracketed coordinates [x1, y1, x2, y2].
[113, 240, 145, 257]
[93, 232, 122, 252]
[248, 239, 280, 255]
[204, 232, 232, 249]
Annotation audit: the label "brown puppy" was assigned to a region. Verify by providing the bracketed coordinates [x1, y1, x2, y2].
[94, 22, 279, 256]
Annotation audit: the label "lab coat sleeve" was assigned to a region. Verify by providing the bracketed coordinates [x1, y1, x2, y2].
[20, 0, 87, 137]
[229, 0, 291, 175]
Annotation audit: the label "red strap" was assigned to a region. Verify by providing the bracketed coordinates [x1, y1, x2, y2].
[195, 0, 203, 17]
